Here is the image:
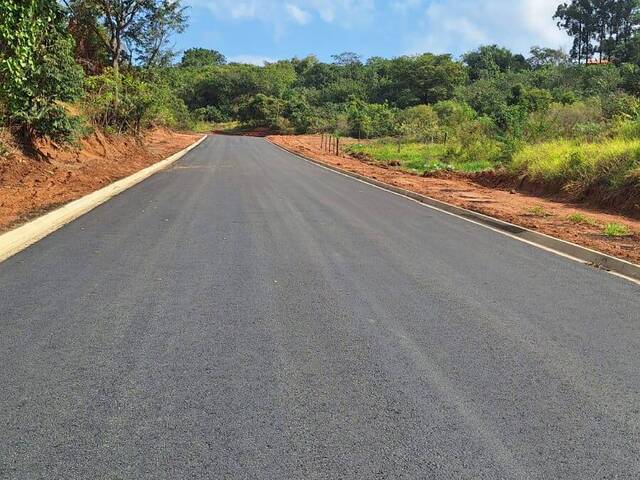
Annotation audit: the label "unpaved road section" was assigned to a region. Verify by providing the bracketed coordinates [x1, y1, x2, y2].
[0, 128, 200, 232]
[269, 134, 640, 264]
[1, 135, 639, 479]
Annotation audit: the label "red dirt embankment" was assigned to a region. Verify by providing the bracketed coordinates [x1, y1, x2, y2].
[268, 134, 640, 265]
[0, 128, 200, 232]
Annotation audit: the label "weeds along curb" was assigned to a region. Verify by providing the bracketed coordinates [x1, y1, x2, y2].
[267, 139, 640, 284]
[0, 134, 208, 264]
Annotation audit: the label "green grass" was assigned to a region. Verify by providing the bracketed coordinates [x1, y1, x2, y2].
[511, 138, 640, 195]
[603, 222, 632, 237]
[190, 121, 217, 133]
[567, 213, 598, 226]
[346, 141, 495, 174]
[527, 205, 552, 217]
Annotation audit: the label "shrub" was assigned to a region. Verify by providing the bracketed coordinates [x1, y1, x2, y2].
[237, 93, 285, 129]
[398, 105, 441, 142]
[602, 92, 640, 120]
[193, 106, 226, 123]
[83, 68, 192, 133]
[0, 0, 84, 141]
[346, 99, 398, 139]
[524, 100, 603, 142]
[433, 100, 476, 127]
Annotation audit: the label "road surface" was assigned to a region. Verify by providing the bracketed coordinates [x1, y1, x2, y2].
[1, 135, 639, 479]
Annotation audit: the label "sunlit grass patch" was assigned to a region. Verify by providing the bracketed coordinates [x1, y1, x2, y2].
[511, 139, 640, 196]
[346, 141, 496, 174]
[603, 222, 632, 237]
[527, 205, 553, 217]
[567, 213, 598, 226]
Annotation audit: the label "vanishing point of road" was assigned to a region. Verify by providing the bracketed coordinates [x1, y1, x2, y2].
[1, 135, 639, 479]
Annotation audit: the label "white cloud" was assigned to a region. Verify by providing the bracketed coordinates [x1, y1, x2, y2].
[227, 54, 276, 65]
[407, 0, 571, 56]
[186, 0, 374, 30]
[286, 4, 312, 24]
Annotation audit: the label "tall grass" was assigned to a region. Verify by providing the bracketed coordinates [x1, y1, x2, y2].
[511, 138, 640, 197]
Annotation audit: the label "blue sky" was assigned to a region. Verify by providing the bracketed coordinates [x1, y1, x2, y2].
[177, 0, 571, 64]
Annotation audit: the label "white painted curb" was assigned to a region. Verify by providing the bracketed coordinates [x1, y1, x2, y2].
[0, 134, 208, 264]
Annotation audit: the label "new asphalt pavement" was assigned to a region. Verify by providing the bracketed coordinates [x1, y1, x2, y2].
[1, 135, 639, 479]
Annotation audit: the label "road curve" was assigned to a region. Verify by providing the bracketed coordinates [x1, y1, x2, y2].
[1, 135, 639, 479]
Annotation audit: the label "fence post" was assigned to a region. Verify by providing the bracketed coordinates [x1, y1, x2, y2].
[336, 137, 340, 156]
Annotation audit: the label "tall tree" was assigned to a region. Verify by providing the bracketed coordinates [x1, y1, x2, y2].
[65, 0, 188, 69]
[555, 0, 596, 63]
[555, 0, 640, 63]
[134, 0, 187, 67]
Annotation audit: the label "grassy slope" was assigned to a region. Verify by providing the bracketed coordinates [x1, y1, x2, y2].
[346, 142, 495, 175]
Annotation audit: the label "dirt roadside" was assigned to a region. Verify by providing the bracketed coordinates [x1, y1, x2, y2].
[0, 128, 200, 233]
[268, 134, 640, 265]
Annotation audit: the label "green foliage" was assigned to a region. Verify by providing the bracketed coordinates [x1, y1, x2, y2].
[524, 100, 603, 142]
[238, 93, 286, 129]
[512, 138, 640, 199]
[398, 105, 440, 142]
[346, 99, 398, 139]
[83, 68, 191, 133]
[375, 54, 467, 107]
[567, 213, 598, 225]
[463, 45, 528, 80]
[603, 223, 632, 237]
[0, 0, 84, 140]
[180, 48, 226, 68]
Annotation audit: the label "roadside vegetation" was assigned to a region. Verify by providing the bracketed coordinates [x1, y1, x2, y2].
[2, 0, 640, 214]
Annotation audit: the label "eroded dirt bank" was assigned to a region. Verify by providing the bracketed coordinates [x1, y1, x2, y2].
[0, 128, 200, 232]
[268, 134, 640, 265]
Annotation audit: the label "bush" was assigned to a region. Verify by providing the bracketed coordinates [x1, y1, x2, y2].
[602, 92, 640, 120]
[433, 100, 476, 127]
[524, 99, 603, 142]
[398, 105, 441, 142]
[83, 68, 192, 133]
[0, 0, 84, 141]
[237, 93, 286, 129]
[346, 99, 398, 138]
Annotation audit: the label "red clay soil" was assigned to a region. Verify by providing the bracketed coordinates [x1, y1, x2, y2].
[268, 134, 640, 265]
[0, 128, 200, 233]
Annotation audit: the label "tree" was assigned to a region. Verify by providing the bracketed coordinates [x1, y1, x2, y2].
[0, 0, 84, 139]
[528, 46, 570, 68]
[134, 0, 187, 67]
[180, 48, 226, 67]
[555, 0, 640, 63]
[376, 54, 466, 107]
[331, 52, 363, 66]
[463, 45, 528, 80]
[65, 0, 188, 69]
[66, 0, 110, 73]
[555, 0, 597, 63]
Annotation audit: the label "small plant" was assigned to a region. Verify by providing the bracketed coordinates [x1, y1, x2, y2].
[603, 223, 632, 237]
[528, 205, 552, 217]
[567, 213, 598, 226]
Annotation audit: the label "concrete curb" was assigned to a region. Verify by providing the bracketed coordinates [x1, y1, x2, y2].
[267, 138, 640, 284]
[0, 134, 208, 264]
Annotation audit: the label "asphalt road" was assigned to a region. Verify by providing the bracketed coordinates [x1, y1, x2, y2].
[1, 135, 639, 479]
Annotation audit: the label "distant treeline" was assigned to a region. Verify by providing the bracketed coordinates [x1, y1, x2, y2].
[2, 0, 640, 147]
